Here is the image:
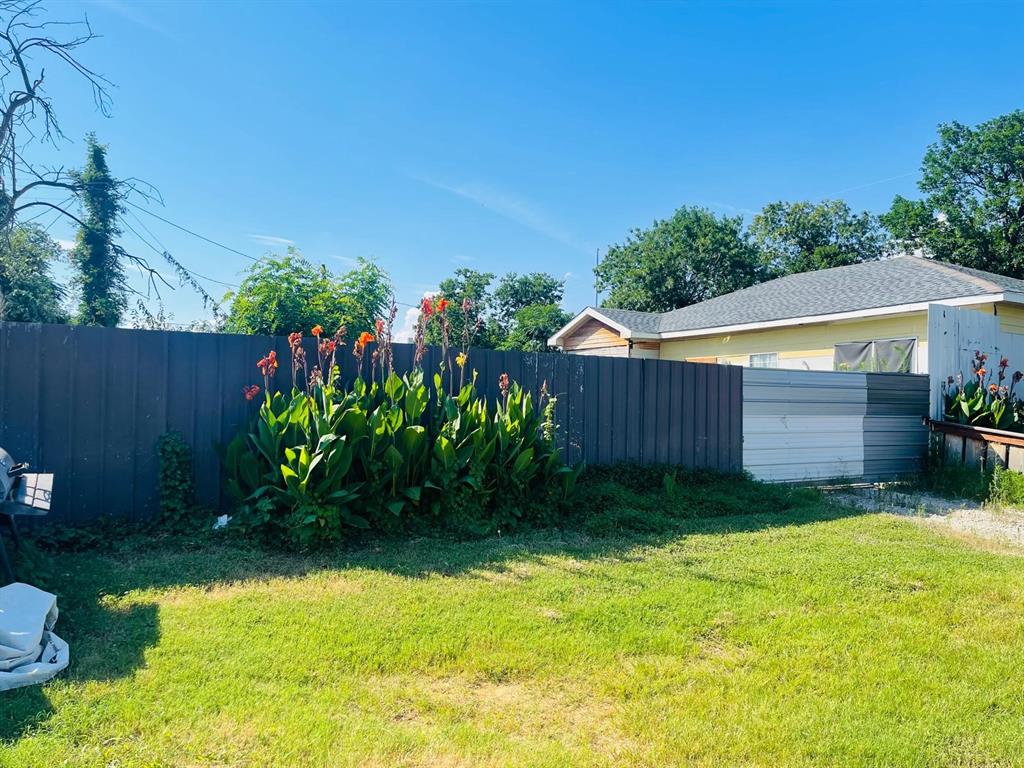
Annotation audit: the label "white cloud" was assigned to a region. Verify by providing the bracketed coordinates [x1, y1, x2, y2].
[56, 239, 75, 252]
[395, 290, 438, 342]
[412, 175, 591, 253]
[249, 234, 295, 247]
[395, 306, 419, 343]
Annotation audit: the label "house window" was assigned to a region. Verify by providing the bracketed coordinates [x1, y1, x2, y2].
[749, 352, 779, 369]
[833, 338, 917, 373]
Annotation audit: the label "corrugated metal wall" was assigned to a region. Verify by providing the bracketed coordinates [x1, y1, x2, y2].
[0, 322, 743, 525]
[743, 368, 929, 482]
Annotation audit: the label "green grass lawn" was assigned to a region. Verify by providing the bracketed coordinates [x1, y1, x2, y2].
[3, 501, 1024, 767]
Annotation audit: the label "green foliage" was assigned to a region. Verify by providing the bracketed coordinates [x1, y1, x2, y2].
[751, 199, 886, 276]
[70, 134, 127, 327]
[223, 352, 580, 547]
[881, 111, 1024, 278]
[0, 223, 68, 323]
[564, 463, 819, 537]
[498, 303, 572, 352]
[157, 431, 196, 528]
[224, 251, 390, 337]
[990, 463, 1024, 507]
[424, 268, 502, 348]
[425, 268, 569, 351]
[595, 205, 763, 312]
[943, 352, 1024, 432]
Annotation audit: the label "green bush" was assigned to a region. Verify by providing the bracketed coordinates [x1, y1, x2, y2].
[990, 464, 1024, 507]
[157, 431, 196, 528]
[223, 317, 581, 547]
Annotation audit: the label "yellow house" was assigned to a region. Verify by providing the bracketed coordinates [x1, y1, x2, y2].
[548, 256, 1024, 373]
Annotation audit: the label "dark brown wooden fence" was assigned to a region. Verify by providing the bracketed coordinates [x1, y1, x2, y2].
[0, 322, 743, 525]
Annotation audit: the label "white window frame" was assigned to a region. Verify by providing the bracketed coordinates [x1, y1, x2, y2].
[749, 352, 779, 369]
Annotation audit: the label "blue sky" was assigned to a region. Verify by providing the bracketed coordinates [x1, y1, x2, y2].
[32, 0, 1024, 334]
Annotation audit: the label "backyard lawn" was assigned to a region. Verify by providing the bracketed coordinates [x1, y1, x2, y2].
[3, 500, 1024, 767]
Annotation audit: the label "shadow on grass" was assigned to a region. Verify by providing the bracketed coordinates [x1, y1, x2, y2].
[0, 478, 868, 744]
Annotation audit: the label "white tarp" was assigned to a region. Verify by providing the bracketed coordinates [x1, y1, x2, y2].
[0, 582, 69, 691]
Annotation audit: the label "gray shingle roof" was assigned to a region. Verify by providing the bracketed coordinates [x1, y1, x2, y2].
[591, 256, 1024, 336]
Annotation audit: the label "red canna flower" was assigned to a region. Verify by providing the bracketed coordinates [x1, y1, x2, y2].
[375, 318, 385, 336]
[498, 372, 510, 397]
[420, 297, 434, 317]
[435, 297, 449, 314]
[288, 332, 302, 349]
[311, 325, 323, 337]
[243, 384, 261, 401]
[319, 339, 336, 356]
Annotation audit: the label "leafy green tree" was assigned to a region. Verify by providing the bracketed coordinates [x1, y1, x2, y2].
[880, 111, 1024, 277]
[0, 224, 68, 323]
[425, 268, 501, 348]
[498, 303, 572, 353]
[751, 200, 886, 276]
[594, 206, 762, 312]
[492, 272, 565, 329]
[224, 250, 390, 336]
[70, 134, 126, 326]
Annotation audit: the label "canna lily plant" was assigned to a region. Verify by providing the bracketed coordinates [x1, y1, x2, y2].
[225, 300, 581, 547]
[943, 351, 1024, 431]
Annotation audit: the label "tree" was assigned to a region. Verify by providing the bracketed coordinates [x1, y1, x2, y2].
[594, 206, 762, 313]
[223, 250, 390, 337]
[70, 134, 126, 326]
[425, 268, 501, 348]
[750, 200, 886, 276]
[880, 111, 1024, 277]
[0, 222, 66, 322]
[498, 303, 571, 353]
[492, 272, 565, 329]
[0, 2, 113, 232]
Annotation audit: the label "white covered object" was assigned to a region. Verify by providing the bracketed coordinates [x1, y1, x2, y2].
[0, 582, 69, 691]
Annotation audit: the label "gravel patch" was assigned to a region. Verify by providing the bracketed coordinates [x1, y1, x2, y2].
[830, 487, 1024, 549]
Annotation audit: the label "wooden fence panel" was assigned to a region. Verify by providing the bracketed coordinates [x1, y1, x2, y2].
[0, 322, 743, 524]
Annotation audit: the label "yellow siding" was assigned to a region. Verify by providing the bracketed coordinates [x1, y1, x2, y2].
[997, 302, 1024, 334]
[659, 311, 932, 369]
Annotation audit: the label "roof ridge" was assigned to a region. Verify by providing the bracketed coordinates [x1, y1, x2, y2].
[909, 256, 1004, 294]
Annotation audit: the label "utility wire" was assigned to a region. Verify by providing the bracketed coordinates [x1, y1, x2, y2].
[124, 199, 260, 263]
[125, 209, 240, 288]
[122, 216, 239, 289]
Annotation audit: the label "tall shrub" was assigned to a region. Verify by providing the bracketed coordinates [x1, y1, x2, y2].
[223, 300, 581, 546]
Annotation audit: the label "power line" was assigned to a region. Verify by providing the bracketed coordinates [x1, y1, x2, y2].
[125, 209, 240, 289]
[124, 199, 260, 263]
[122, 216, 240, 289]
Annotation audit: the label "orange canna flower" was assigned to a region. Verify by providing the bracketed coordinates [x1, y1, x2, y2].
[435, 297, 449, 313]
[288, 332, 302, 348]
[311, 325, 323, 337]
[375, 318, 385, 336]
[977, 367, 987, 378]
[989, 383, 999, 393]
[357, 331, 375, 346]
